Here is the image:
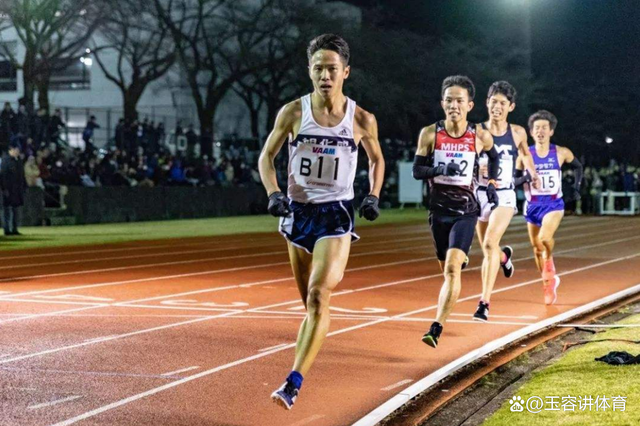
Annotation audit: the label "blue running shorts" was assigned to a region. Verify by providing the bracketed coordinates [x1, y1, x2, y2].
[279, 200, 360, 253]
[524, 199, 565, 227]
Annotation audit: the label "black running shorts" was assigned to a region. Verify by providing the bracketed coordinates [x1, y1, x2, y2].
[428, 213, 478, 261]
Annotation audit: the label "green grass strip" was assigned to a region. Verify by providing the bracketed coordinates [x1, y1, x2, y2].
[483, 313, 640, 426]
[1, 208, 427, 251]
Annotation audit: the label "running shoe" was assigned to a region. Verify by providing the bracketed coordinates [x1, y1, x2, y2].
[271, 380, 299, 410]
[501, 246, 515, 278]
[422, 322, 443, 348]
[543, 275, 561, 305]
[473, 301, 490, 322]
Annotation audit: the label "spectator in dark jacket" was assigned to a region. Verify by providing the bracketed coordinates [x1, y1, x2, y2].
[1, 140, 26, 235]
[48, 108, 66, 148]
[82, 115, 100, 154]
[15, 104, 30, 137]
[0, 102, 15, 153]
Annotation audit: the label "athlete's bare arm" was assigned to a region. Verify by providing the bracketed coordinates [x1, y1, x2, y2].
[512, 125, 538, 179]
[416, 124, 436, 156]
[258, 100, 302, 195]
[556, 145, 575, 167]
[355, 107, 385, 198]
[516, 155, 524, 171]
[476, 125, 494, 153]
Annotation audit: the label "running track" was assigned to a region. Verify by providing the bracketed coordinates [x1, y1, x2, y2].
[1, 215, 639, 426]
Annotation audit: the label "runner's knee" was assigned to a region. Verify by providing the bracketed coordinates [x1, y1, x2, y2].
[306, 285, 331, 313]
[482, 237, 500, 255]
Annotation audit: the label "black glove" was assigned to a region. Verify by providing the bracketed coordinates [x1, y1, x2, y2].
[438, 162, 461, 176]
[359, 194, 380, 221]
[267, 191, 292, 217]
[566, 188, 581, 202]
[513, 170, 532, 187]
[486, 182, 499, 210]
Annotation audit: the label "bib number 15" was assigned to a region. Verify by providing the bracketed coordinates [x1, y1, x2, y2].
[300, 156, 340, 180]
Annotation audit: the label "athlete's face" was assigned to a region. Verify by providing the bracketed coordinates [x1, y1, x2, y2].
[309, 50, 350, 98]
[530, 119, 554, 144]
[486, 93, 515, 122]
[441, 86, 474, 122]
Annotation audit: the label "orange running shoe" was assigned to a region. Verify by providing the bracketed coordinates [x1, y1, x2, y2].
[543, 275, 560, 305]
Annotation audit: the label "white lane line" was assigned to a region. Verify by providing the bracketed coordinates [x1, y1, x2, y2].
[0, 242, 431, 300]
[46, 252, 640, 426]
[352, 282, 640, 426]
[84, 335, 120, 343]
[0, 227, 637, 365]
[0, 227, 427, 270]
[160, 366, 200, 377]
[0, 235, 425, 273]
[0, 217, 612, 293]
[289, 414, 326, 426]
[381, 379, 414, 392]
[28, 395, 82, 410]
[557, 324, 640, 328]
[1, 298, 108, 307]
[450, 313, 538, 320]
[0, 313, 240, 365]
[258, 343, 289, 352]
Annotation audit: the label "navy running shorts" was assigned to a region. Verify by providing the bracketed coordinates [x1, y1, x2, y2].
[524, 199, 564, 227]
[429, 212, 478, 261]
[279, 200, 360, 253]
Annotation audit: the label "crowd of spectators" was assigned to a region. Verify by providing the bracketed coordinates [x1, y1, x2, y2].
[0, 103, 262, 193]
[3, 102, 639, 214]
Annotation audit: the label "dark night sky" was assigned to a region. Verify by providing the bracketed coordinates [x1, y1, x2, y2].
[338, 0, 640, 80]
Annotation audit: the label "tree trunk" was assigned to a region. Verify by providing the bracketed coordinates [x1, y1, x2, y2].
[36, 78, 50, 113]
[249, 107, 260, 140]
[198, 108, 215, 159]
[21, 57, 36, 113]
[123, 82, 146, 123]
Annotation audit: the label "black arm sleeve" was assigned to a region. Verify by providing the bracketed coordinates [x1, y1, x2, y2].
[567, 157, 583, 191]
[485, 146, 500, 181]
[513, 169, 529, 187]
[412, 154, 442, 180]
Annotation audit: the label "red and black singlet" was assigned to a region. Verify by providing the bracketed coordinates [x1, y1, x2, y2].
[427, 121, 480, 216]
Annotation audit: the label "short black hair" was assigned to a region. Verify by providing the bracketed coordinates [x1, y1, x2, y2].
[528, 110, 558, 131]
[307, 34, 350, 65]
[487, 81, 517, 103]
[441, 75, 475, 101]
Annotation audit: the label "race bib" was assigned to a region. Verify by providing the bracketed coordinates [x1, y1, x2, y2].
[479, 155, 514, 188]
[530, 169, 560, 196]
[433, 149, 475, 187]
[291, 144, 349, 189]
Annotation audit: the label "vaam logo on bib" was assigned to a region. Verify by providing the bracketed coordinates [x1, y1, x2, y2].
[312, 147, 336, 155]
[446, 153, 463, 158]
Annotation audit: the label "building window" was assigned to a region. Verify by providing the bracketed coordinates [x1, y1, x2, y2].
[0, 41, 17, 92]
[50, 55, 91, 91]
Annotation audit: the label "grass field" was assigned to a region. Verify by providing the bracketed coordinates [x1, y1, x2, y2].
[483, 313, 640, 426]
[0, 208, 427, 251]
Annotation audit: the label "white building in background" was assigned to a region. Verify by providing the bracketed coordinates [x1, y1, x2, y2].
[0, 1, 361, 148]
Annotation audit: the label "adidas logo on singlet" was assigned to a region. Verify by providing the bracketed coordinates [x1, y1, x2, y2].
[338, 128, 349, 137]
